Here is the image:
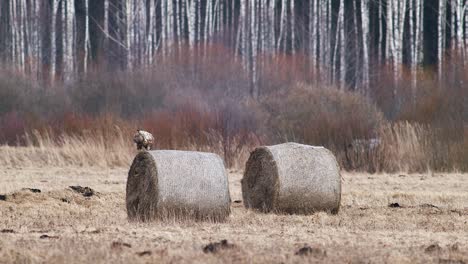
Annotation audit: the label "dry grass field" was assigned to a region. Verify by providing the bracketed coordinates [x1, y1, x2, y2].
[1, 163, 467, 264]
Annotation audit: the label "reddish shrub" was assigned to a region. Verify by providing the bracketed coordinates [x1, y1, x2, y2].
[0, 111, 26, 144]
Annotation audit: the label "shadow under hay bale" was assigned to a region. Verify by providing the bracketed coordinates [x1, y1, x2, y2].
[126, 150, 231, 222]
[242, 143, 341, 214]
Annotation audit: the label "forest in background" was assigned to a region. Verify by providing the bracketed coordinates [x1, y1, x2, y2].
[0, 0, 467, 172]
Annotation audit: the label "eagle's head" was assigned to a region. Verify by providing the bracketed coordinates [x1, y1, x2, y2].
[133, 131, 144, 143]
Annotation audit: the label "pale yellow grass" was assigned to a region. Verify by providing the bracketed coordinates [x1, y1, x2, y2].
[0, 130, 135, 168]
[0, 130, 253, 171]
[0, 165, 467, 264]
[378, 122, 432, 172]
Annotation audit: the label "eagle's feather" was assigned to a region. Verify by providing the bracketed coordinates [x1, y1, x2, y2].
[133, 130, 154, 150]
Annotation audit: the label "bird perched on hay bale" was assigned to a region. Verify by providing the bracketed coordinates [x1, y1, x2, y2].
[133, 129, 154, 151]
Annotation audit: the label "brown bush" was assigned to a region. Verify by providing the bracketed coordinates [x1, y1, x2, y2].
[261, 84, 385, 171]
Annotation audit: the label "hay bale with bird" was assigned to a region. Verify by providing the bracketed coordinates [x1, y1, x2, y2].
[242, 142, 341, 214]
[126, 150, 231, 222]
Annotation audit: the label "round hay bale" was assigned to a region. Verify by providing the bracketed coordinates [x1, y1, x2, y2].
[242, 142, 341, 214]
[126, 150, 231, 221]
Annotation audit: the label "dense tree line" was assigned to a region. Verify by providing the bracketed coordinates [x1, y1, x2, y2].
[0, 0, 467, 97]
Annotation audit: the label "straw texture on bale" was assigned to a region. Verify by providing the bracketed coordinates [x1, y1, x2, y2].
[126, 150, 231, 221]
[242, 143, 341, 214]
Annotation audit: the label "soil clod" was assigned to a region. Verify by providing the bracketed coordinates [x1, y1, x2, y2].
[450, 243, 460, 251]
[425, 244, 442, 253]
[203, 240, 235, 254]
[136, 251, 152, 256]
[389, 203, 401, 208]
[295, 246, 326, 257]
[438, 259, 465, 264]
[69, 186, 95, 197]
[0, 195, 6, 201]
[111, 242, 132, 249]
[420, 203, 439, 209]
[22, 188, 41, 193]
[40, 234, 59, 239]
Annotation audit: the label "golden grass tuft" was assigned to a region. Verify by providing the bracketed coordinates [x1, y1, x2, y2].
[0, 128, 135, 168]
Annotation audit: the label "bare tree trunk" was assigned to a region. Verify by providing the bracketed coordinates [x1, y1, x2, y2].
[330, 0, 340, 85]
[40, 0, 53, 83]
[23, 0, 32, 74]
[74, 0, 86, 74]
[338, 0, 345, 90]
[277, 0, 287, 53]
[361, 0, 370, 95]
[344, 0, 357, 90]
[55, 0, 63, 80]
[438, 0, 446, 79]
[89, 0, 105, 69]
[107, 0, 127, 70]
[423, 0, 439, 71]
[290, 0, 295, 55]
[0, 0, 12, 63]
[187, 0, 196, 48]
[251, 0, 259, 99]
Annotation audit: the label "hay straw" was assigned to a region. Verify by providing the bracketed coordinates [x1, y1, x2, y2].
[126, 150, 231, 222]
[242, 142, 341, 214]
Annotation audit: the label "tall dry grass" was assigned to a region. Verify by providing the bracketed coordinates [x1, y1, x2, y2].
[1, 117, 466, 173]
[378, 122, 432, 172]
[0, 47, 466, 172]
[0, 128, 134, 168]
[0, 127, 257, 170]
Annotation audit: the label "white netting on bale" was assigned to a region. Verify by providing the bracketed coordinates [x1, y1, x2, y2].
[242, 142, 341, 214]
[126, 150, 231, 221]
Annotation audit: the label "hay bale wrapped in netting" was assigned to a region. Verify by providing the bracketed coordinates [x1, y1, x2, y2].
[242, 143, 341, 214]
[126, 150, 231, 221]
